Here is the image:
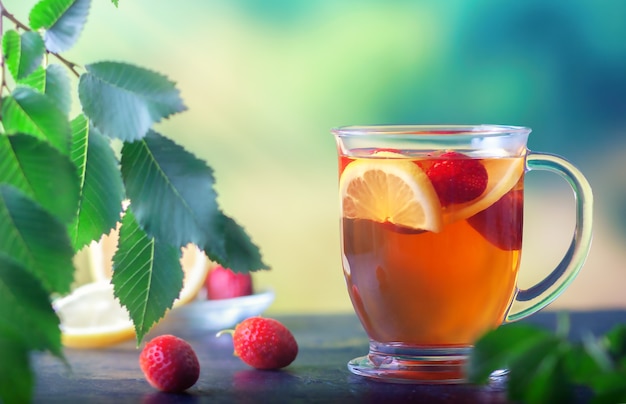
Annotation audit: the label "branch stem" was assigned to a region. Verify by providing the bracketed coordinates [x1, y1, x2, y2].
[0, 1, 81, 79]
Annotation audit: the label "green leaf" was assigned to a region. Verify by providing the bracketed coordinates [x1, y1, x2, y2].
[0, 255, 63, 357]
[19, 64, 72, 115]
[120, 131, 221, 250]
[43, 64, 72, 114]
[0, 185, 75, 294]
[0, 134, 79, 224]
[2, 30, 45, 81]
[467, 323, 554, 384]
[29, 0, 91, 53]
[604, 325, 626, 360]
[563, 344, 606, 384]
[69, 115, 125, 250]
[17, 66, 46, 92]
[111, 0, 119, 7]
[18, 64, 72, 115]
[220, 213, 268, 272]
[0, 336, 34, 404]
[120, 131, 267, 271]
[78, 62, 186, 141]
[2, 87, 72, 155]
[591, 369, 626, 404]
[112, 209, 183, 344]
[506, 338, 572, 404]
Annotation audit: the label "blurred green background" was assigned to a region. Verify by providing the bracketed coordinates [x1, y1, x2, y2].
[12, 0, 626, 312]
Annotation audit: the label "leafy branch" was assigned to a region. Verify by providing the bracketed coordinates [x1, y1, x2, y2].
[0, 0, 268, 403]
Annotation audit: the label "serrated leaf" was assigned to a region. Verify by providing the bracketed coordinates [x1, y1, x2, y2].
[120, 130, 221, 248]
[120, 131, 267, 272]
[20, 64, 72, 115]
[30, 0, 74, 29]
[2, 30, 45, 81]
[0, 134, 79, 224]
[2, 87, 72, 155]
[43, 64, 72, 114]
[220, 213, 268, 272]
[29, 0, 91, 53]
[79, 62, 186, 141]
[69, 115, 125, 250]
[0, 336, 33, 404]
[112, 209, 182, 344]
[0, 255, 63, 356]
[18, 66, 46, 92]
[18, 64, 72, 115]
[0, 185, 75, 294]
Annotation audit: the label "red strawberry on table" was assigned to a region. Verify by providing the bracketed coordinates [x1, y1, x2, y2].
[467, 189, 524, 250]
[426, 151, 488, 206]
[219, 316, 298, 370]
[206, 265, 253, 300]
[139, 334, 200, 393]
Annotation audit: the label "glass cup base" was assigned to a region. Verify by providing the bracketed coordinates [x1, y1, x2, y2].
[347, 342, 508, 385]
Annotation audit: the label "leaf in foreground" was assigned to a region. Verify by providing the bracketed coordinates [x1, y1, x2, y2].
[0, 134, 80, 224]
[112, 209, 183, 344]
[467, 323, 552, 383]
[79, 61, 186, 141]
[69, 115, 125, 250]
[0, 185, 75, 294]
[0, 256, 63, 357]
[506, 336, 572, 404]
[0, 336, 33, 404]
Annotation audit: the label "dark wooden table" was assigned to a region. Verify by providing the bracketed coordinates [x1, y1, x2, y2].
[33, 310, 626, 403]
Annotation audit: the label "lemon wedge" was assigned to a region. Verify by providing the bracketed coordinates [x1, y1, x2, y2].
[54, 281, 135, 349]
[442, 157, 525, 224]
[340, 159, 442, 232]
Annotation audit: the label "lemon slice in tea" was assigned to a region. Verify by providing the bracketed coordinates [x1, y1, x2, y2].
[340, 159, 442, 232]
[442, 157, 525, 224]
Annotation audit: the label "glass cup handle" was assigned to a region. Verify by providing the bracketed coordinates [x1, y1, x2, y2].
[505, 151, 593, 323]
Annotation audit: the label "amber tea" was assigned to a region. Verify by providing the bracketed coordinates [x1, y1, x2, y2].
[333, 125, 592, 383]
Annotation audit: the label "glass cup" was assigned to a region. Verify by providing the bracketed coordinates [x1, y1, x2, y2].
[331, 125, 593, 383]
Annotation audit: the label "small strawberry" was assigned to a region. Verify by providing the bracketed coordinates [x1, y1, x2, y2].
[206, 265, 253, 300]
[219, 317, 298, 370]
[467, 189, 524, 250]
[139, 334, 200, 393]
[426, 151, 488, 206]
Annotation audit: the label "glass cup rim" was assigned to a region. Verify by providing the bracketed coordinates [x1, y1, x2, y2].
[331, 124, 531, 138]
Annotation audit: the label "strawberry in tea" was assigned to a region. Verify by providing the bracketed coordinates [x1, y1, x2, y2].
[333, 125, 593, 383]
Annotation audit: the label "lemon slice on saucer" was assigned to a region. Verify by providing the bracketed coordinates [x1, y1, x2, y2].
[59, 229, 211, 348]
[54, 281, 135, 348]
[340, 159, 442, 232]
